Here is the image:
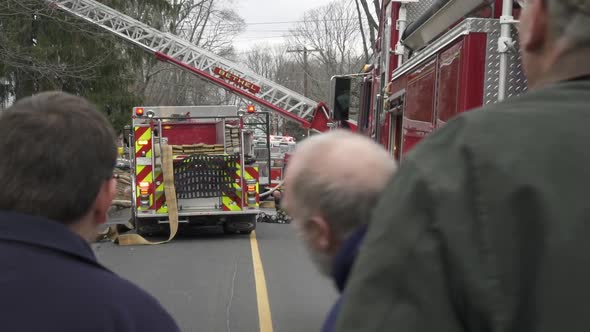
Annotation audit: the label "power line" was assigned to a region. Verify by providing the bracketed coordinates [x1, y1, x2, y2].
[242, 18, 358, 25]
[201, 29, 296, 33]
[286, 47, 321, 98]
[232, 36, 291, 41]
[179, 17, 359, 29]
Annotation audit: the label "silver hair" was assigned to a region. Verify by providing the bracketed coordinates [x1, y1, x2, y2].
[547, 0, 590, 48]
[290, 167, 386, 239]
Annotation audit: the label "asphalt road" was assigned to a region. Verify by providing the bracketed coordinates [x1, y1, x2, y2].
[92, 221, 337, 332]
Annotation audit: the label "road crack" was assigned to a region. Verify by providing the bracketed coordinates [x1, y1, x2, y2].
[226, 256, 239, 332]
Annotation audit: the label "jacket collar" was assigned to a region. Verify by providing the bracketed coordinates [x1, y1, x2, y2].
[0, 210, 98, 265]
[332, 223, 368, 292]
[567, 74, 590, 82]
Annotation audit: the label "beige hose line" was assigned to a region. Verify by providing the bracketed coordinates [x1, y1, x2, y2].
[259, 180, 285, 198]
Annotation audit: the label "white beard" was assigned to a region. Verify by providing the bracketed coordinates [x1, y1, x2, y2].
[304, 241, 333, 278]
[292, 221, 334, 277]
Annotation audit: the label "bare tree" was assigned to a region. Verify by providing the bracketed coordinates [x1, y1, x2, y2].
[358, 0, 379, 48]
[240, 44, 305, 135]
[138, 0, 246, 106]
[354, 0, 370, 62]
[242, 44, 300, 87]
[287, 0, 364, 101]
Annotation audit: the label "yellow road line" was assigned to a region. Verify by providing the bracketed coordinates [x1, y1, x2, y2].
[250, 231, 274, 332]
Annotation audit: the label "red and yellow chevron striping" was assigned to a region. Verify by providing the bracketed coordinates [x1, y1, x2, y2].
[135, 126, 152, 158]
[222, 192, 242, 211]
[135, 164, 153, 210]
[154, 171, 167, 213]
[227, 165, 260, 209]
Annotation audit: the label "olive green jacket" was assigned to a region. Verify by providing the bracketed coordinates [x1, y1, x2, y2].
[334, 78, 590, 332]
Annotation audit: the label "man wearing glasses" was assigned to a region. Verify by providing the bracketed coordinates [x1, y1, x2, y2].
[0, 92, 180, 331]
[334, 0, 590, 331]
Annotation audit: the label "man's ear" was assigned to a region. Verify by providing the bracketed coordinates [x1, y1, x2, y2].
[92, 177, 117, 225]
[305, 216, 332, 252]
[520, 0, 549, 52]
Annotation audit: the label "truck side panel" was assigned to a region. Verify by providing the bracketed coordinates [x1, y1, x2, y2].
[393, 33, 487, 156]
[432, 34, 488, 128]
[457, 33, 487, 116]
[402, 57, 437, 156]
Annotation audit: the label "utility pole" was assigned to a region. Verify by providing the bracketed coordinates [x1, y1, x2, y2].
[285, 46, 320, 136]
[31, 13, 39, 94]
[286, 46, 320, 98]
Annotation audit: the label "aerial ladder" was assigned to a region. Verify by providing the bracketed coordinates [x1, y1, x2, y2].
[45, 0, 333, 132]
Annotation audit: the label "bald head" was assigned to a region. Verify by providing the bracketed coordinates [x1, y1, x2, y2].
[284, 130, 396, 236]
[290, 130, 397, 187]
[519, 0, 590, 88]
[283, 130, 396, 276]
[287, 130, 395, 195]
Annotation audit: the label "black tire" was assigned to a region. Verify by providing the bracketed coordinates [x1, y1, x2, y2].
[222, 223, 238, 235]
[136, 219, 166, 237]
[223, 215, 256, 235]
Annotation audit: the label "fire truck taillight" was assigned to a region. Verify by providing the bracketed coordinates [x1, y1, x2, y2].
[139, 182, 150, 208]
[139, 182, 150, 195]
[135, 108, 144, 116]
[138, 140, 149, 146]
[246, 181, 257, 207]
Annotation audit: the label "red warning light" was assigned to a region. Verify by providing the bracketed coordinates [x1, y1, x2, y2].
[247, 105, 256, 113]
[136, 108, 144, 116]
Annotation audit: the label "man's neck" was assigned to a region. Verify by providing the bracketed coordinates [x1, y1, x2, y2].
[68, 218, 96, 243]
[534, 48, 590, 88]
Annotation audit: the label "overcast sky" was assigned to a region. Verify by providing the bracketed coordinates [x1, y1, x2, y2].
[233, 0, 334, 52]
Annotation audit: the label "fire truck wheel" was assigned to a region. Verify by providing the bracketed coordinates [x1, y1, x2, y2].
[223, 216, 256, 235]
[136, 219, 166, 237]
[222, 225, 238, 235]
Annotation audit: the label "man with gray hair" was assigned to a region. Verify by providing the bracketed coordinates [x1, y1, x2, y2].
[282, 130, 396, 332]
[334, 1, 590, 331]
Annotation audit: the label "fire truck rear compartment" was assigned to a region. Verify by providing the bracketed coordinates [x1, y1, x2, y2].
[131, 107, 262, 237]
[135, 143, 258, 235]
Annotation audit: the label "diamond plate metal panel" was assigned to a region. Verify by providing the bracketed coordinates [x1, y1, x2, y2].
[407, 0, 438, 24]
[483, 26, 528, 104]
[406, 0, 494, 26]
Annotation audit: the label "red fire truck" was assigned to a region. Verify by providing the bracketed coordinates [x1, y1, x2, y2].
[130, 105, 262, 235]
[46, 0, 527, 172]
[330, 0, 527, 160]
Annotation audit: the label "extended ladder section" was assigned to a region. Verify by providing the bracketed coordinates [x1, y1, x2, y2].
[46, 0, 325, 128]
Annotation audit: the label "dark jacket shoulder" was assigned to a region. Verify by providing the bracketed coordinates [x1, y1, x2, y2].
[333, 79, 590, 332]
[0, 212, 180, 332]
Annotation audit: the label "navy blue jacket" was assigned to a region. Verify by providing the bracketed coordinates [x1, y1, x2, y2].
[322, 224, 367, 332]
[0, 211, 180, 332]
